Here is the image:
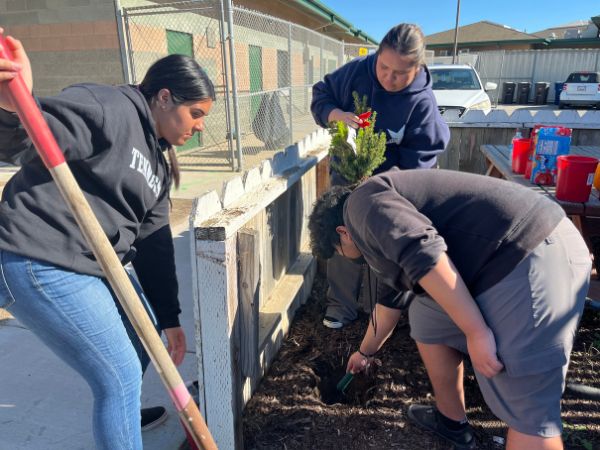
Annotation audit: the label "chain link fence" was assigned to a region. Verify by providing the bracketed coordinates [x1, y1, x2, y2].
[343, 42, 376, 63]
[122, 0, 377, 172]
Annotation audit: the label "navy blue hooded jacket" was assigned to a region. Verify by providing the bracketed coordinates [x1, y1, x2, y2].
[311, 53, 449, 171]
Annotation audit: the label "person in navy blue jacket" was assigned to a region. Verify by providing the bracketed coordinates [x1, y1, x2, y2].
[311, 23, 449, 328]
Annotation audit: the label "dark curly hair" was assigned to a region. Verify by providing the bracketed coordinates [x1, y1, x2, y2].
[308, 185, 353, 260]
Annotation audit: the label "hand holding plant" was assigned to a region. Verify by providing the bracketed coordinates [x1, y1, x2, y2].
[328, 92, 387, 183]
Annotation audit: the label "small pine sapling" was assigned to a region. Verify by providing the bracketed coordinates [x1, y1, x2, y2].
[328, 92, 387, 183]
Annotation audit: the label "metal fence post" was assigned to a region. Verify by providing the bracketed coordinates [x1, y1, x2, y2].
[218, 0, 235, 170]
[531, 50, 539, 98]
[288, 23, 293, 145]
[224, 0, 244, 172]
[320, 35, 324, 80]
[113, 0, 131, 84]
[122, 8, 136, 83]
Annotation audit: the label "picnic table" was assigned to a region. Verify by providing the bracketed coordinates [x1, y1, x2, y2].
[480, 145, 600, 241]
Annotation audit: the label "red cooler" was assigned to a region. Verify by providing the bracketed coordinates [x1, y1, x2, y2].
[511, 138, 532, 174]
[555, 155, 599, 202]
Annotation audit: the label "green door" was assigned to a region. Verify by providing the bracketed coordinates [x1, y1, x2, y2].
[249, 45, 263, 122]
[166, 30, 201, 151]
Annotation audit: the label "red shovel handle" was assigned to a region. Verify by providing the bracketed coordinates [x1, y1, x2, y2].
[0, 33, 65, 168]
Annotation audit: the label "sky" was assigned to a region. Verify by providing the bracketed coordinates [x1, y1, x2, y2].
[321, 0, 599, 42]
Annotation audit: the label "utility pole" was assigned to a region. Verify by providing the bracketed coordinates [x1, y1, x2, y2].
[452, 0, 461, 64]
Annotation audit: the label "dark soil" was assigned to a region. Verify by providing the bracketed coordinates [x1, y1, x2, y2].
[243, 274, 600, 450]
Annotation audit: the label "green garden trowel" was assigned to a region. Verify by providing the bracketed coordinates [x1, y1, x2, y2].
[336, 372, 354, 394]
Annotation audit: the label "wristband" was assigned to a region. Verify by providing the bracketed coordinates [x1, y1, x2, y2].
[358, 349, 375, 358]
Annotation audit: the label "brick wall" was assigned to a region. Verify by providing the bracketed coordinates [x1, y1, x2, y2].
[0, 0, 123, 96]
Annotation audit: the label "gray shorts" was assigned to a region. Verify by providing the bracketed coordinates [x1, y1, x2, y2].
[409, 217, 591, 437]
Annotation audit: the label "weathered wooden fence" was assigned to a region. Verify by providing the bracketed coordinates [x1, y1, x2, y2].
[439, 109, 600, 174]
[189, 129, 330, 449]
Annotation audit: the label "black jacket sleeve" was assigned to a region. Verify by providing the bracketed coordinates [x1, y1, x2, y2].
[132, 223, 180, 329]
[0, 108, 37, 165]
[0, 87, 105, 165]
[132, 191, 180, 329]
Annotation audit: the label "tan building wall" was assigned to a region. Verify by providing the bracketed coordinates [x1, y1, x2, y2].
[261, 47, 278, 90]
[0, 0, 123, 97]
[0, 0, 349, 99]
[291, 53, 305, 86]
[233, 41, 250, 92]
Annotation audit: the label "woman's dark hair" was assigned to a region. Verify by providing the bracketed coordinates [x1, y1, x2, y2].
[139, 54, 216, 189]
[308, 185, 353, 260]
[378, 23, 426, 67]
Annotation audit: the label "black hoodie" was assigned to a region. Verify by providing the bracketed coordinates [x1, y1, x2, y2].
[0, 83, 180, 328]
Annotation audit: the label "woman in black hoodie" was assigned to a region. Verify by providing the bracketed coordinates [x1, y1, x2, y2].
[0, 32, 214, 449]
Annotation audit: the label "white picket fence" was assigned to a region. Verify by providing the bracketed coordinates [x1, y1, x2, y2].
[189, 128, 330, 449]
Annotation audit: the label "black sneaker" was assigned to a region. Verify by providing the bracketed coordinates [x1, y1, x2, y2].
[407, 404, 477, 450]
[322, 315, 345, 329]
[141, 406, 168, 431]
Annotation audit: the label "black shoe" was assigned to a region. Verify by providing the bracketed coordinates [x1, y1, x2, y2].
[141, 406, 168, 431]
[407, 404, 477, 450]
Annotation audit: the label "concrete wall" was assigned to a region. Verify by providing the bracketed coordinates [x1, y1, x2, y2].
[0, 0, 123, 97]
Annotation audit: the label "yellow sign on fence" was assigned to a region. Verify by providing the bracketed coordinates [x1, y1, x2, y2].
[358, 47, 368, 56]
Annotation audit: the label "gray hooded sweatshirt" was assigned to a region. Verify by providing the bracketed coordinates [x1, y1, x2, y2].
[344, 167, 565, 306]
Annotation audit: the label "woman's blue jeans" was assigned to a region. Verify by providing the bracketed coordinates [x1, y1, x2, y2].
[0, 250, 158, 450]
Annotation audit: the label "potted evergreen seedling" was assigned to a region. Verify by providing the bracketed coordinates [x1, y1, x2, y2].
[328, 92, 387, 184]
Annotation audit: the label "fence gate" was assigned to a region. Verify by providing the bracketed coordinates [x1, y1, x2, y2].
[122, 0, 236, 171]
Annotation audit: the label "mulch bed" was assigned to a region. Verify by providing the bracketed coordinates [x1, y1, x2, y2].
[243, 274, 600, 450]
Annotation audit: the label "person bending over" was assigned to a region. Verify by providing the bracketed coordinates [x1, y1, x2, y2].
[308, 167, 590, 450]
